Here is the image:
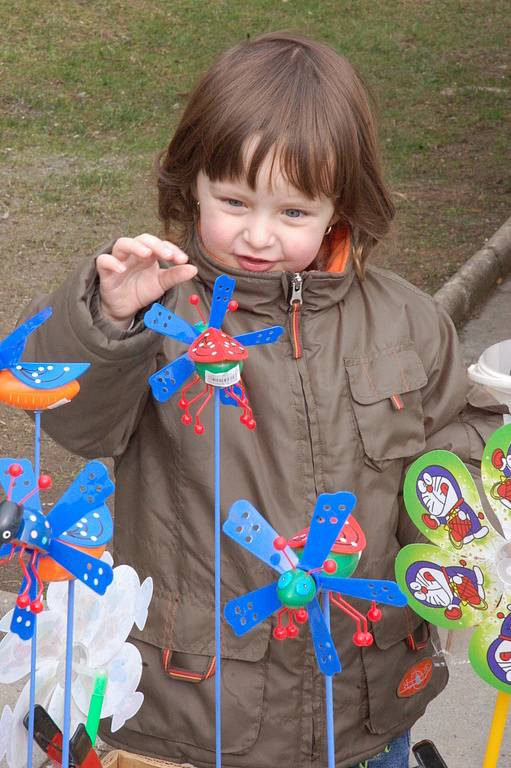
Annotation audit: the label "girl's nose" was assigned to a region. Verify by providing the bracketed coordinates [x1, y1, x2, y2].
[243, 216, 275, 249]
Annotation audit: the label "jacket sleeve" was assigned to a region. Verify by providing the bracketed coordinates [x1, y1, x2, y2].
[397, 301, 504, 547]
[20, 250, 164, 459]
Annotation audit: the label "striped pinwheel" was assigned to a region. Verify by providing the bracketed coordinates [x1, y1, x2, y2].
[144, 274, 283, 434]
[0, 308, 89, 410]
[395, 421, 511, 693]
[223, 492, 407, 675]
[0, 458, 114, 641]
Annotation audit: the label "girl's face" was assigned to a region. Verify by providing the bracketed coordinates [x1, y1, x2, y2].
[195, 153, 337, 274]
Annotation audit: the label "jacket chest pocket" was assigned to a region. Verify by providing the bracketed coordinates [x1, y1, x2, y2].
[345, 345, 428, 470]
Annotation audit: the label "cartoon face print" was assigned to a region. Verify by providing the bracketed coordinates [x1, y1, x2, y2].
[417, 467, 460, 524]
[407, 563, 453, 609]
[491, 445, 511, 477]
[406, 560, 486, 621]
[417, 465, 488, 546]
[492, 639, 511, 682]
[487, 611, 511, 684]
[491, 445, 511, 509]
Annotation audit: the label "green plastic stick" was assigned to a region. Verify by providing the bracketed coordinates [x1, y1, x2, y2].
[85, 670, 108, 745]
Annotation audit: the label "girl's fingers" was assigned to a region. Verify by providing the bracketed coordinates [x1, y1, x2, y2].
[97, 253, 127, 275]
[135, 234, 189, 265]
[111, 235, 190, 268]
[112, 237, 153, 261]
[158, 263, 198, 293]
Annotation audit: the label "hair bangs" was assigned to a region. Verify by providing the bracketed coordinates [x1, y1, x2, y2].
[201, 75, 344, 202]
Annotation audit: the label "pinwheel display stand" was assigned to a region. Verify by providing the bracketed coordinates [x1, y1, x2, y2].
[0, 309, 151, 768]
[468, 342, 511, 766]
[396, 420, 511, 767]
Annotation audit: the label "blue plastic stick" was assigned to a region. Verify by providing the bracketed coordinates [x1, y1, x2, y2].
[27, 593, 37, 768]
[322, 592, 336, 768]
[27, 410, 41, 768]
[62, 579, 75, 768]
[214, 388, 222, 768]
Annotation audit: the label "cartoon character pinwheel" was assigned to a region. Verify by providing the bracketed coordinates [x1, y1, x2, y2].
[395, 422, 511, 693]
[144, 274, 283, 434]
[0, 308, 89, 410]
[223, 493, 407, 675]
[0, 458, 114, 640]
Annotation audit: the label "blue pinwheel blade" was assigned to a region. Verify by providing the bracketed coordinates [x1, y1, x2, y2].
[10, 573, 38, 641]
[224, 581, 281, 636]
[307, 597, 341, 676]
[10, 362, 90, 389]
[208, 275, 236, 329]
[223, 499, 298, 574]
[319, 576, 408, 607]
[0, 544, 11, 558]
[59, 503, 113, 548]
[148, 353, 195, 402]
[0, 308, 52, 369]
[47, 461, 114, 540]
[46, 540, 113, 594]
[0, 458, 40, 514]
[299, 491, 357, 572]
[220, 385, 243, 408]
[234, 327, 284, 347]
[144, 303, 200, 344]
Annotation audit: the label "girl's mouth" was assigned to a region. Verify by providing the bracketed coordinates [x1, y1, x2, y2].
[234, 254, 276, 272]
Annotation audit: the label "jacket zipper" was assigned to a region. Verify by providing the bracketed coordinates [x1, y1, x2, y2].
[288, 273, 318, 497]
[288, 272, 303, 360]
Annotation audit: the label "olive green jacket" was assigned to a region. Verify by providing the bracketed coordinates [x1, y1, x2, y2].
[23, 237, 500, 768]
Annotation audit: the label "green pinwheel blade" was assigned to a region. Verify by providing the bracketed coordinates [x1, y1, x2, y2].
[469, 611, 511, 693]
[403, 449, 502, 555]
[481, 422, 511, 541]
[395, 543, 499, 631]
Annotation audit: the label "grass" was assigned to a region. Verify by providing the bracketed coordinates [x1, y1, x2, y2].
[1, 1, 509, 296]
[0, 0, 509, 498]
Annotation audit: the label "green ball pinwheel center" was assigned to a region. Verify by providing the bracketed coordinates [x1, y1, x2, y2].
[277, 570, 317, 608]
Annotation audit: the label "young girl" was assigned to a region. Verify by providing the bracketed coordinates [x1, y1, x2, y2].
[22, 32, 497, 768]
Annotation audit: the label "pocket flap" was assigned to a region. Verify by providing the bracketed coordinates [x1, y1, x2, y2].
[169, 598, 271, 662]
[371, 604, 424, 649]
[345, 346, 427, 405]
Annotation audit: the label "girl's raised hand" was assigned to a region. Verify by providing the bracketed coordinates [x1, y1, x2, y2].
[97, 234, 198, 329]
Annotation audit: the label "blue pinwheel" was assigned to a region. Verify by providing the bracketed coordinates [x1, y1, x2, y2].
[144, 274, 283, 434]
[0, 307, 90, 410]
[223, 493, 407, 675]
[0, 458, 114, 640]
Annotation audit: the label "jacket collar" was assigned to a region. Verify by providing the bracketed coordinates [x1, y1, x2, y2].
[188, 228, 356, 320]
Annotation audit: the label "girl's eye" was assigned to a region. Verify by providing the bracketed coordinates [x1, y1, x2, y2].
[225, 198, 244, 208]
[284, 209, 304, 218]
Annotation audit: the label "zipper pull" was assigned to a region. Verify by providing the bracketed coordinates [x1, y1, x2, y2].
[288, 273, 303, 359]
[288, 273, 303, 307]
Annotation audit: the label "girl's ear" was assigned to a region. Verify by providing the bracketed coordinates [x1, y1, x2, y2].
[328, 211, 341, 227]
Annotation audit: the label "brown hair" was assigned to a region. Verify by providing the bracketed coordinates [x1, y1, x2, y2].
[157, 31, 394, 278]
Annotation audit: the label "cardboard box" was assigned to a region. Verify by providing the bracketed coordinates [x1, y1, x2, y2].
[101, 750, 194, 768]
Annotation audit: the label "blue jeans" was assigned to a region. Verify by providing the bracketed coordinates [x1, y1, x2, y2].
[351, 731, 411, 768]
